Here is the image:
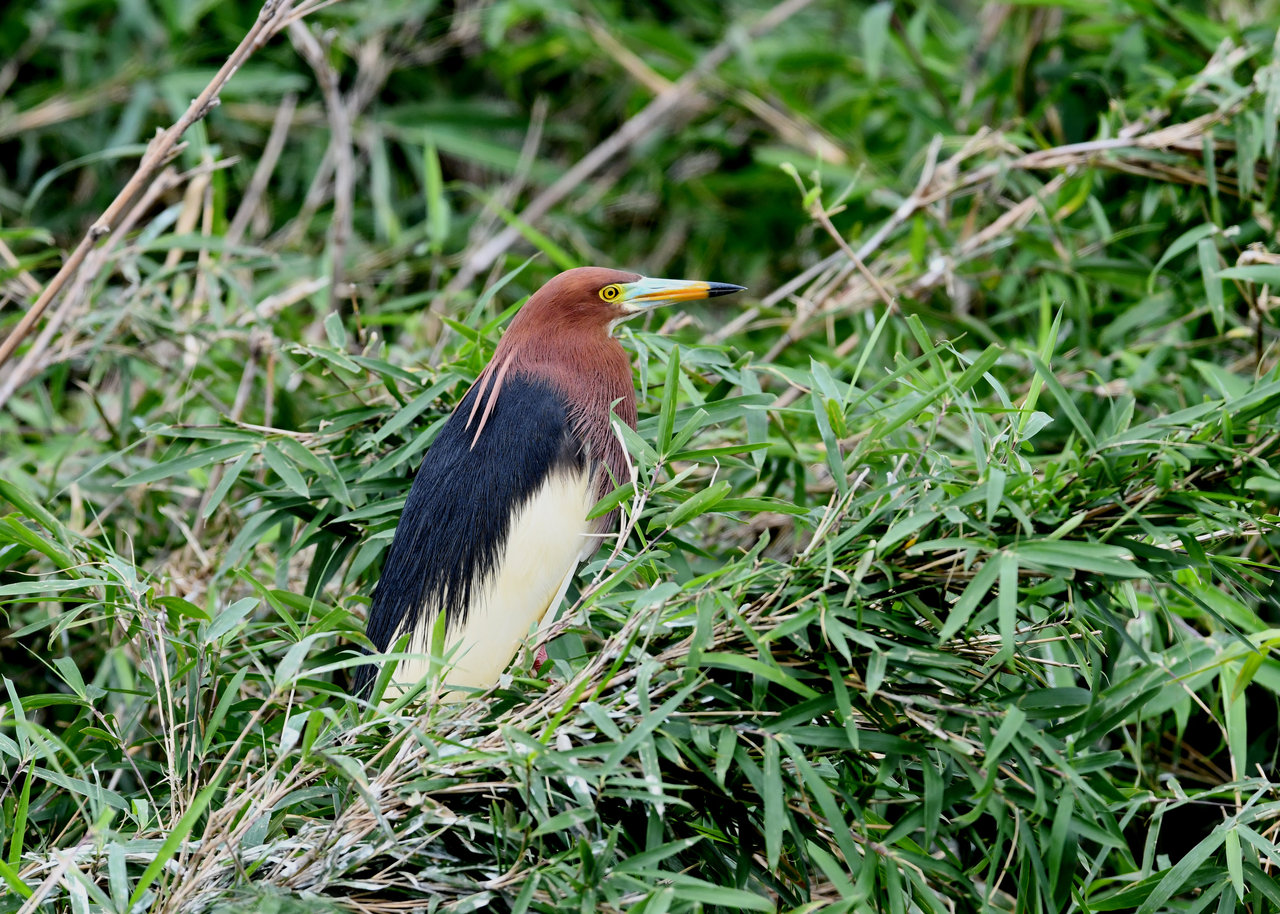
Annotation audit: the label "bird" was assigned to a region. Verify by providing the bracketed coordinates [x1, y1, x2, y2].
[356, 266, 745, 699]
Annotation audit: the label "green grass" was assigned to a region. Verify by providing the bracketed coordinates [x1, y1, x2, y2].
[2, 1, 1280, 911]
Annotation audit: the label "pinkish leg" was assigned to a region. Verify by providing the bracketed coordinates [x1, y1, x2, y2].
[532, 644, 549, 675]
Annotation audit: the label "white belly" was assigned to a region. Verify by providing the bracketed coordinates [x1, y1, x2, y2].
[395, 466, 595, 697]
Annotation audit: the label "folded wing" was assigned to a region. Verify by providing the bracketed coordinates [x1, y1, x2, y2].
[358, 372, 594, 697]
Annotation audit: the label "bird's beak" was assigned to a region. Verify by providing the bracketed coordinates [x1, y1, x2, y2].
[617, 276, 746, 314]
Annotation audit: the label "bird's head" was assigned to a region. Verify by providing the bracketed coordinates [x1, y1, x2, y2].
[511, 266, 745, 336]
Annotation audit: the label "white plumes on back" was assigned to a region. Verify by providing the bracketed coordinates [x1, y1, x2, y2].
[394, 465, 595, 696]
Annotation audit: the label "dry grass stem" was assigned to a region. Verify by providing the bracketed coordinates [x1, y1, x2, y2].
[290, 21, 355, 316]
[0, 0, 322, 395]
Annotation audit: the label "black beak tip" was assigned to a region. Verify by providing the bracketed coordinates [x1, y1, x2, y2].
[708, 282, 747, 298]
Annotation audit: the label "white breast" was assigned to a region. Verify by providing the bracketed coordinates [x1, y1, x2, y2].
[394, 465, 597, 697]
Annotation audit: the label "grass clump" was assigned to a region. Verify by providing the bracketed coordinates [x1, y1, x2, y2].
[2, 1, 1279, 911]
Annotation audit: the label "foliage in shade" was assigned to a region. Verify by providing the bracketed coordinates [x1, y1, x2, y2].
[2, 0, 1279, 911]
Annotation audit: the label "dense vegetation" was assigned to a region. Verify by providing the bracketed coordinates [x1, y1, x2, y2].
[2, 0, 1279, 911]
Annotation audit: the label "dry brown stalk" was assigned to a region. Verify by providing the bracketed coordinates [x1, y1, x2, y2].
[0, 0, 331, 407]
[226, 93, 299, 247]
[0, 238, 43, 299]
[0, 84, 135, 140]
[583, 16, 845, 168]
[0, 159, 237, 406]
[460, 95, 550, 288]
[272, 32, 394, 254]
[290, 21, 355, 316]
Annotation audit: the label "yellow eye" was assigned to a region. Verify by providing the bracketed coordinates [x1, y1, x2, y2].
[599, 284, 622, 302]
